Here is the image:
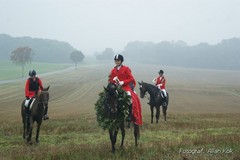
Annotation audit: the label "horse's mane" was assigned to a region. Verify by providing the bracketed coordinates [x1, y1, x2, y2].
[142, 82, 159, 96]
[142, 82, 156, 89]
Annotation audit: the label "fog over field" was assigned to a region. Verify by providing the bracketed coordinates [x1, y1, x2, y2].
[0, 63, 240, 159]
[1, 0, 240, 54]
[1, 0, 240, 158]
[1, 63, 239, 121]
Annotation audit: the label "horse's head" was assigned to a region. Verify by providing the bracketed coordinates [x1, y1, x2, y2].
[37, 86, 50, 107]
[138, 81, 147, 98]
[104, 83, 118, 114]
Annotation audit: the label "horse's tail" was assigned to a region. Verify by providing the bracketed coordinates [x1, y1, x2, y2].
[134, 124, 140, 139]
[137, 126, 140, 139]
[21, 100, 25, 121]
[167, 92, 169, 106]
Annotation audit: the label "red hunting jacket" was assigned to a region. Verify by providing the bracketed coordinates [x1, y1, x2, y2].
[25, 77, 43, 98]
[156, 76, 166, 90]
[109, 65, 136, 91]
[109, 65, 143, 125]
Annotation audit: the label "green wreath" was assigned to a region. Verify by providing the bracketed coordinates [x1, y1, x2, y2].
[95, 85, 131, 130]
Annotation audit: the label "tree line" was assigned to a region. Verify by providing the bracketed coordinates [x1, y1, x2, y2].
[123, 38, 240, 70]
[2, 34, 240, 71]
[10, 46, 84, 77]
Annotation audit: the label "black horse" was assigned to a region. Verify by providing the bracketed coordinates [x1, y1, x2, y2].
[138, 81, 169, 123]
[21, 86, 50, 144]
[104, 83, 139, 153]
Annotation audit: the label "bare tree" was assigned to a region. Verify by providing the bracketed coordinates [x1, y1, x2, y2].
[10, 46, 34, 77]
[70, 50, 85, 69]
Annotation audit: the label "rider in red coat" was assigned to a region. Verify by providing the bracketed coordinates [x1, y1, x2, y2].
[109, 54, 142, 126]
[153, 69, 167, 106]
[25, 70, 43, 98]
[25, 69, 49, 120]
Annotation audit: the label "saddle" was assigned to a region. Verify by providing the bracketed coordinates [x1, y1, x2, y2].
[158, 90, 168, 107]
[25, 98, 36, 109]
[157, 89, 167, 99]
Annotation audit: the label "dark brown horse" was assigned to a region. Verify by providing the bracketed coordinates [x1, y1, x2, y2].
[104, 83, 139, 153]
[138, 81, 169, 123]
[21, 86, 50, 144]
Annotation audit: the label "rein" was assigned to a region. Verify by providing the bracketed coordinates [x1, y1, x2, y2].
[145, 92, 150, 101]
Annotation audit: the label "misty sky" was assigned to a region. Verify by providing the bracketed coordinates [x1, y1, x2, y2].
[1, 0, 240, 54]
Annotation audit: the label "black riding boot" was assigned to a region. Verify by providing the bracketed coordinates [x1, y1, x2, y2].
[127, 104, 132, 128]
[43, 106, 49, 120]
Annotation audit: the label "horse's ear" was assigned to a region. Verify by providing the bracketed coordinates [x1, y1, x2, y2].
[104, 86, 108, 92]
[43, 85, 50, 91]
[138, 81, 142, 85]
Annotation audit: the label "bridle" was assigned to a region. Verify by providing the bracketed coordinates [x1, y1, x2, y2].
[38, 91, 49, 109]
[105, 90, 119, 114]
[145, 92, 150, 101]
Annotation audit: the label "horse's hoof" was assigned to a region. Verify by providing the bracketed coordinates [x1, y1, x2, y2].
[120, 145, 124, 149]
[26, 137, 31, 143]
[36, 140, 39, 144]
[26, 141, 32, 145]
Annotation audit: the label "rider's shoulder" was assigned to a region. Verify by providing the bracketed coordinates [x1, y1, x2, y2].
[37, 77, 43, 81]
[122, 65, 131, 70]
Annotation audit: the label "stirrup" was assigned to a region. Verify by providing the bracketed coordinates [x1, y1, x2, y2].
[162, 102, 167, 107]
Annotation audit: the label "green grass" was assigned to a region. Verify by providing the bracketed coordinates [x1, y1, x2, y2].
[0, 60, 72, 80]
[1, 63, 240, 159]
[0, 113, 239, 160]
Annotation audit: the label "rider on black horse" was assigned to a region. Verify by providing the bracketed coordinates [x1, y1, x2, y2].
[152, 69, 168, 107]
[25, 69, 49, 120]
[108, 54, 143, 127]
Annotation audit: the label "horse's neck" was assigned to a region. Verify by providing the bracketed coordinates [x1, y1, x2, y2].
[145, 83, 158, 98]
[32, 97, 39, 107]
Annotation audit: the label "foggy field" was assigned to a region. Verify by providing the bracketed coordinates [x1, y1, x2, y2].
[0, 63, 240, 159]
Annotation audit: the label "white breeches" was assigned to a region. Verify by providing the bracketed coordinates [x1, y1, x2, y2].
[25, 99, 30, 107]
[126, 91, 133, 104]
[24, 98, 35, 109]
[162, 89, 167, 97]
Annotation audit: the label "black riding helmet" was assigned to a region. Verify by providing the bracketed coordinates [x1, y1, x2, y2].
[29, 69, 37, 76]
[114, 54, 124, 62]
[159, 70, 164, 74]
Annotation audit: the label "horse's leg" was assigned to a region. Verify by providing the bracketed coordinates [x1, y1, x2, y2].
[134, 124, 140, 146]
[36, 120, 42, 143]
[113, 129, 118, 149]
[21, 106, 26, 139]
[109, 129, 117, 153]
[156, 106, 160, 124]
[150, 105, 154, 123]
[163, 105, 167, 121]
[27, 119, 33, 143]
[22, 117, 26, 139]
[26, 115, 31, 141]
[109, 130, 114, 153]
[120, 123, 125, 148]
